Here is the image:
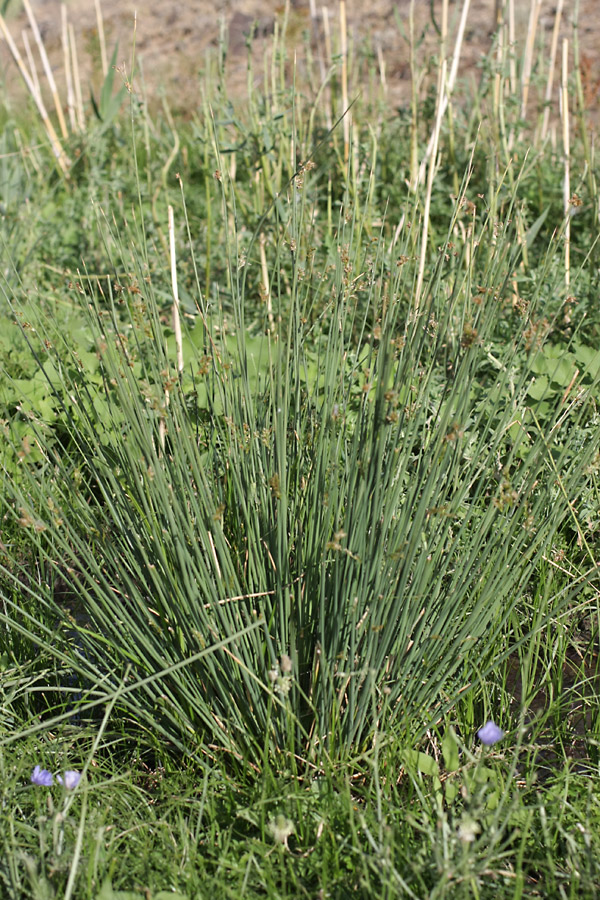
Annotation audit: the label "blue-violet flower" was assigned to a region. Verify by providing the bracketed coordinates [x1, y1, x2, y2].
[477, 720, 504, 746]
[56, 770, 81, 790]
[31, 765, 53, 786]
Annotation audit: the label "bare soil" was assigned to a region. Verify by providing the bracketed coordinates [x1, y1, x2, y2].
[1, 1, 599, 119]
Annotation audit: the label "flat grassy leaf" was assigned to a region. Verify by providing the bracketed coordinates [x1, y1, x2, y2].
[154, 894, 190, 900]
[96, 881, 144, 900]
[527, 375, 551, 400]
[404, 749, 440, 778]
[574, 343, 600, 379]
[442, 728, 460, 772]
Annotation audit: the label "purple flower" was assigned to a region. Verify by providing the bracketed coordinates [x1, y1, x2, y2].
[477, 720, 505, 746]
[56, 770, 81, 790]
[31, 765, 53, 786]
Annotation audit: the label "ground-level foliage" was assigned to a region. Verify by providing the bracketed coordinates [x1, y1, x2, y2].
[1, 3, 599, 897]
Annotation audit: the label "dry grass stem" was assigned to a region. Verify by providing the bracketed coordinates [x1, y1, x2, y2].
[414, 0, 471, 189]
[493, 19, 503, 124]
[95, 0, 108, 78]
[507, 0, 516, 96]
[21, 29, 41, 98]
[440, 0, 449, 60]
[168, 205, 184, 374]
[69, 22, 85, 131]
[540, 0, 564, 144]
[415, 58, 447, 314]
[520, 0, 542, 122]
[321, 6, 332, 129]
[561, 38, 571, 289]
[339, 0, 350, 171]
[259, 232, 273, 332]
[376, 42, 386, 93]
[408, 0, 418, 188]
[61, 4, 76, 132]
[0, 14, 71, 175]
[22, 0, 69, 140]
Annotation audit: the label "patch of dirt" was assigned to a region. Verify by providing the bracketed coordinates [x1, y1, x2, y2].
[1, 1, 599, 119]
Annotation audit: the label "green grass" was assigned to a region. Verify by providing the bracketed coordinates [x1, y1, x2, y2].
[1, 3, 600, 897]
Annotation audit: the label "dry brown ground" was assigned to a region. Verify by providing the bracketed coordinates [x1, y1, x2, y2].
[1, 1, 599, 120]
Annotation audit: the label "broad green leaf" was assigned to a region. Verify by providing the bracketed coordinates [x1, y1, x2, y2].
[155, 894, 190, 900]
[523, 206, 550, 249]
[95, 881, 144, 900]
[442, 728, 460, 773]
[574, 343, 600, 379]
[404, 749, 440, 778]
[527, 375, 551, 400]
[445, 779, 460, 804]
[530, 351, 576, 387]
[90, 43, 127, 127]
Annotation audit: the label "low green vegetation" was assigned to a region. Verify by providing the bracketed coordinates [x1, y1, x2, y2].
[1, 2, 599, 897]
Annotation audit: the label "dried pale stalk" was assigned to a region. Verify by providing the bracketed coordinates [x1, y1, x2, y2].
[408, 0, 418, 188]
[14, 125, 42, 178]
[158, 413, 167, 452]
[520, 0, 542, 122]
[158, 204, 183, 451]
[321, 6, 332, 129]
[501, 0, 518, 150]
[561, 38, 571, 290]
[571, 0, 594, 217]
[95, 0, 108, 78]
[561, 368, 579, 405]
[376, 43, 386, 93]
[541, 0, 564, 143]
[493, 18, 503, 120]
[21, 30, 41, 98]
[414, 0, 471, 189]
[207, 531, 222, 581]
[259, 233, 273, 331]
[415, 58, 447, 315]
[311, 3, 327, 93]
[0, 14, 71, 175]
[22, 0, 69, 140]
[61, 5, 76, 132]
[440, 0, 449, 60]
[339, 0, 350, 170]
[507, 0, 516, 96]
[168, 205, 184, 374]
[69, 23, 85, 131]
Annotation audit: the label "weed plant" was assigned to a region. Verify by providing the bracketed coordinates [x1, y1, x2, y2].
[0, 1, 600, 897]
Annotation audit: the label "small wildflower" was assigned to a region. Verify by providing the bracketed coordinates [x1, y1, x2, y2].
[274, 675, 293, 697]
[457, 814, 481, 843]
[31, 765, 53, 787]
[56, 771, 81, 790]
[268, 814, 295, 846]
[477, 720, 504, 746]
[280, 654, 293, 674]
